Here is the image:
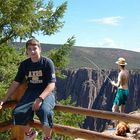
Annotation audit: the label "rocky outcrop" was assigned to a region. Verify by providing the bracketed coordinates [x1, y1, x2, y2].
[56, 68, 140, 132]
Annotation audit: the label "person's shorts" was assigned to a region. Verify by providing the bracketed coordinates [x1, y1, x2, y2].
[12, 93, 55, 128]
[113, 89, 129, 106]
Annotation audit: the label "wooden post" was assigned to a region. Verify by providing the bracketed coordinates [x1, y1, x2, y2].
[11, 126, 24, 140]
[10, 81, 27, 140]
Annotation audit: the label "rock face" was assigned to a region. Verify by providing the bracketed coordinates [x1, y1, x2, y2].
[55, 68, 140, 132]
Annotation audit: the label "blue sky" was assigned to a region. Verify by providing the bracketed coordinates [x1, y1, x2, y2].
[35, 0, 140, 52]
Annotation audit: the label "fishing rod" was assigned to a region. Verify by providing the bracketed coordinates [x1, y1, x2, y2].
[84, 56, 112, 82]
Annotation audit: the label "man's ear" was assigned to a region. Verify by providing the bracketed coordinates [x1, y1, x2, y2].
[26, 50, 29, 56]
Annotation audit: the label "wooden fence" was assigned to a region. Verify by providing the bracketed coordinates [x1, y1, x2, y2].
[0, 101, 139, 140]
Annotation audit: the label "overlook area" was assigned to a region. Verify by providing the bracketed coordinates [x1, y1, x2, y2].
[1, 0, 140, 139]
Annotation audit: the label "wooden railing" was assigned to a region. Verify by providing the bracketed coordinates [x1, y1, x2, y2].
[0, 101, 139, 140]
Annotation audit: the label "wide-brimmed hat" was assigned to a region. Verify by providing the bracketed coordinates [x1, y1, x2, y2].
[115, 57, 127, 65]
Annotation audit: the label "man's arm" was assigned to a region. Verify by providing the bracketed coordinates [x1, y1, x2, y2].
[32, 82, 55, 111]
[111, 72, 121, 87]
[39, 82, 55, 100]
[0, 81, 20, 105]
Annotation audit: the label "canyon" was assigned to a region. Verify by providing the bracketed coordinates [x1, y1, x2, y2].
[55, 68, 140, 132]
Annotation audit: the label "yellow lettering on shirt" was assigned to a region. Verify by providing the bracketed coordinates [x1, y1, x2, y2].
[28, 70, 43, 84]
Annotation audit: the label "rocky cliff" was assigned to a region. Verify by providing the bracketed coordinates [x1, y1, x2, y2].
[55, 68, 140, 132]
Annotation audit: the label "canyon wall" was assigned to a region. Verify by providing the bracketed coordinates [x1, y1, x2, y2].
[55, 68, 140, 131]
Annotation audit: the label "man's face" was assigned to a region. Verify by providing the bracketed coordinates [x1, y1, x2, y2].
[26, 44, 41, 59]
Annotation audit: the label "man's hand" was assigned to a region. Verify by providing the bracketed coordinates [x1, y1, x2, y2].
[110, 80, 115, 86]
[32, 98, 42, 111]
[0, 98, 7, 110]
[0, 101, 4, 110]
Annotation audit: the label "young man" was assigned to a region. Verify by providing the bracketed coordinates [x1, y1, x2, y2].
[111, 57, 129, 113]
[0, 38, 56, 140]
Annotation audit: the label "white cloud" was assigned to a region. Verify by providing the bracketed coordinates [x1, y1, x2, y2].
[77, 38, 120, 49]
[99, 38, 118, 48]
[90, 16, 123, 26]
[77, 38, 140, 52]
[129, 47, 140, 52]
[95, 38, 140, 52]
[88, 38, 122, 49]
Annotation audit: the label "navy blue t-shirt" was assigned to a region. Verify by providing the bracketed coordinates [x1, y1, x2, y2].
[14, 56, 56, 91]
